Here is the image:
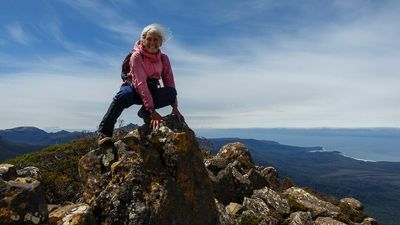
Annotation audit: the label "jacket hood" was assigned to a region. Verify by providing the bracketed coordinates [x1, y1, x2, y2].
[133, 40, 161, 63]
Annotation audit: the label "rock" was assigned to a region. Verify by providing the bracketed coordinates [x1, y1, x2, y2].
[245, 168, 269, 191]
[79, 117, 219, 225]
[0, 177, 48, 225]
[213, 165, 241, 205]
[340, 197, 364, 211]
[215, 199, 233, 225]
[48, 203, 96, 225]
[237, 210, 260, 224]
[284, 187, 340, 218]
[16, 167, 41, 181]
[284, 211, 314, 225]
[237, 207, 281, 225]
[231, 166, 253, 196]
[315, 217, 347, 225]
[226, 202, 244, 215]
[253, 186, 290, 214]
[260, 166, 280, 190]
[204, 157, 229, 176]
[242, 197, 270, 217]
[361, 217, 378, 225]
[78, 149, 110, 205]
[0, 164, 17, 180]
[338, 198, 367, 223]
[216, 142, 254, 173]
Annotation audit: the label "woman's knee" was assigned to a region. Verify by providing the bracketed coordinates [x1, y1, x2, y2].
[114, 86, 135, 107]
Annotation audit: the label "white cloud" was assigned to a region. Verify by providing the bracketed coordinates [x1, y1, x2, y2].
[165, 1, 400, 128]
[1, 0, 399, 130]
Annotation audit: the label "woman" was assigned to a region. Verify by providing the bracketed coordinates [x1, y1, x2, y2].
[97, 24, 183, 145]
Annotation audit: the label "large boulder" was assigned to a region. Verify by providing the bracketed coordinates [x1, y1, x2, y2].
[259, 166, 280, 190]
[212, 164, 242, 205]
[16, 167, 41, 181]
[0, 175, 48, 225]
[242, 197, 270, 217]
[253, 186, 290, 214]
[340, 197, 364, 211]
[210, 143, 271, 205]
[0, 164, 17, 180]
[79, 115, 219, 225]
[216, 142, 254, 173]
[284, 187, 341, 218]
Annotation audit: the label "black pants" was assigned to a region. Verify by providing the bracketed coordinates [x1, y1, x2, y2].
[98, 81, 177, 136]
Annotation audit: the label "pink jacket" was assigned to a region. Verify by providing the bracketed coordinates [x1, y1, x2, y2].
[128, 41, 177, 111]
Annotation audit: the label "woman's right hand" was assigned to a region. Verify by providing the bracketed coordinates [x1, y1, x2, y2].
[150, 111, 164, 129]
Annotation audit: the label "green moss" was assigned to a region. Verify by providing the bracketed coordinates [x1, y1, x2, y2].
[338, 202, 367, 223]
[238, 212, 262, 225]
[287, 196, 308, 212]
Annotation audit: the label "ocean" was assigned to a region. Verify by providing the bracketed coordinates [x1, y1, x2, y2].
[194, 128, 400, 162]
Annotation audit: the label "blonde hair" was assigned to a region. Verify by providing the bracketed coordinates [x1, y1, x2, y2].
[141, 23, 171, 43]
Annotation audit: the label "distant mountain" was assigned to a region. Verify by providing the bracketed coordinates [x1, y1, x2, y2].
[209, 138, 400, 225]
[0, 136, 45, 161]
[0, 124, 139, 162]
[0, 126, 83, 146]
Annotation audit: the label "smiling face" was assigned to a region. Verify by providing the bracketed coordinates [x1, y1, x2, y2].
[142, 31, 162, 54]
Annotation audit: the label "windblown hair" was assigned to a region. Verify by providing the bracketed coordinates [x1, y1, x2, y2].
[141, 23, 171, 43]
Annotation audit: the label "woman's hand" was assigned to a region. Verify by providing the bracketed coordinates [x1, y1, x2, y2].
[171, 107, 184, 121]
[150, 111, 164, 129]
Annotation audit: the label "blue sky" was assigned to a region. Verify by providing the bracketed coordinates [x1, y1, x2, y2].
[0, 0, 399, 131]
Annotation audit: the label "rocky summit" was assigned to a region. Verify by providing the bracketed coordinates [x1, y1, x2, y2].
[0, 115, 378, 225]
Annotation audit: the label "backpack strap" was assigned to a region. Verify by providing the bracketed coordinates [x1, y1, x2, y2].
[121, 52, 133, 82]
[121, 51, 145, 82]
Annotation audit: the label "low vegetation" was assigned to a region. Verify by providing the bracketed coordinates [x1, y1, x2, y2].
[6, 135, 98, 203]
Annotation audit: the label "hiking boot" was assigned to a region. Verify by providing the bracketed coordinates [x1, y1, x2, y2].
[98, 134, 112, 146]
[137, 106, 151, 124]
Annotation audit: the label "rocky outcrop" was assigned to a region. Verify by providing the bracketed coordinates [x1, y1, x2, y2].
[205, 139, 377, 225]
[0, 115, 378, 225]
[79, 115, 219, 225]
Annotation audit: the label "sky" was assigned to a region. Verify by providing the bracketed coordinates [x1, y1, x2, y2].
[0, 0, 399, 131]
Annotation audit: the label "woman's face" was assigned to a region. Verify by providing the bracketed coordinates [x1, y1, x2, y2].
[143, 32, 162, 54]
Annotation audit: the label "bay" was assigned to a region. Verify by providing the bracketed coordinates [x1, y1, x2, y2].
[194, 128, 400, 162]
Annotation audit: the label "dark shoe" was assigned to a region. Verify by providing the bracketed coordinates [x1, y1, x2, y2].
[137, 106, 151, 124]
[98, 134, 112, 146]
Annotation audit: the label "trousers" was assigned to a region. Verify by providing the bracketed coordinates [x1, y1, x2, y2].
[98, 82, 177, 136]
